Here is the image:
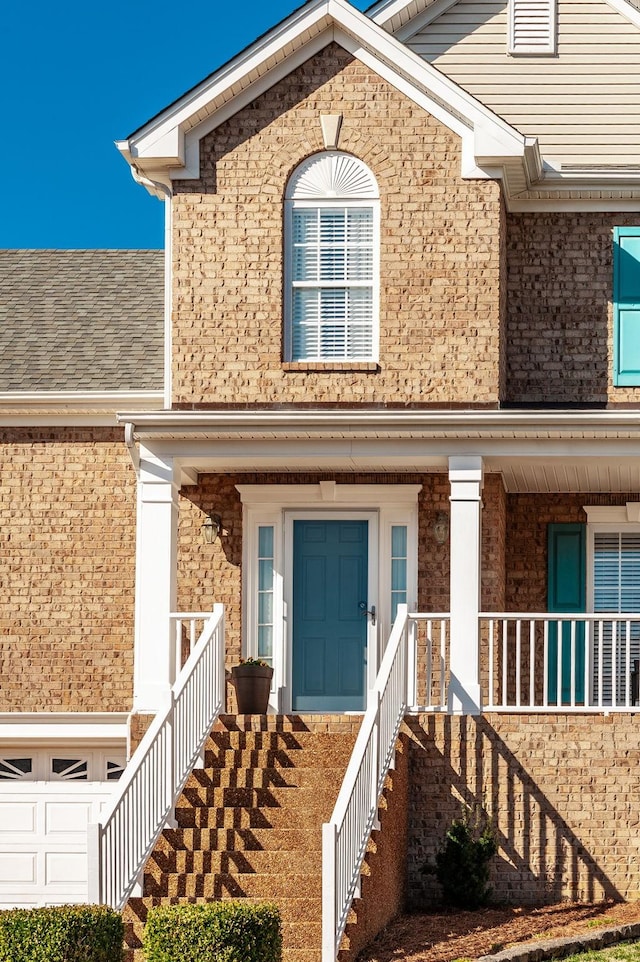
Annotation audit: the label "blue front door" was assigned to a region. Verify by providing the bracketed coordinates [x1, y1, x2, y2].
[292, 520, 368, 711]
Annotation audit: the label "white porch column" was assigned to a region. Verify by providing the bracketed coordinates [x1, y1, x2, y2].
[448, 455, 483, 714]
[133, 447, 179, 712]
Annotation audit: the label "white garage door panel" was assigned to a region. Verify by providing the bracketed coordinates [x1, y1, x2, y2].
[0, 786, 113, 905]
[0, 853, 36, 884]
[45, 801, 93, 835]
[45, 852, 87, 885]
[0, 803, 36, 833]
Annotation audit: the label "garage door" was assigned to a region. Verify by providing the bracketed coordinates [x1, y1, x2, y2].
[0, 750, 125, 907]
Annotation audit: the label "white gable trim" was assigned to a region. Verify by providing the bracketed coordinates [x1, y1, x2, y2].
[119, 0, 536, 194]
[370, 0, 640, 34]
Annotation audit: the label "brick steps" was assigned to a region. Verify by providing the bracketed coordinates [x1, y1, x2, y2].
[156, 826, 322, 853]
[146, 847, 320, 876]
[144, 871, 322, 899]
[187, 766, 345, 789]
[123, 716, 356, 962]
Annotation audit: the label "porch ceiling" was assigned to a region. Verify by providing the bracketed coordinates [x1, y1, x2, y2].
[119, 409, 640, 493]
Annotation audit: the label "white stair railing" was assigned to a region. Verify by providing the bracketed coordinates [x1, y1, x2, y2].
[87, 604, 225, 909]
[322, 604, 408, 962]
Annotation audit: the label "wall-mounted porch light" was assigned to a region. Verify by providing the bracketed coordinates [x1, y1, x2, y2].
[433, 510, 449, 545]
[202, 512, 222, 544]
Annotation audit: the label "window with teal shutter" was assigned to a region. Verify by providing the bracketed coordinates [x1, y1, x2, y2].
[613, 227, 640, 386]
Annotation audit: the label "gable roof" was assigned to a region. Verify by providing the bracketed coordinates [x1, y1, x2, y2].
[117, 0, 539, 202]
[367, 0, 640, 34]
[117, 0, 640, 208]
[0, 250, 164, 393]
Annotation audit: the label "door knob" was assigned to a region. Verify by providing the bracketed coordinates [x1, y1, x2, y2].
[359, 602, 376, 626]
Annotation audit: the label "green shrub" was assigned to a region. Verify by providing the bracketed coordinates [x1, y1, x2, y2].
[143, 902, 282, 962]
[0, 904, 123, 962]
[429, 807, 498, 909]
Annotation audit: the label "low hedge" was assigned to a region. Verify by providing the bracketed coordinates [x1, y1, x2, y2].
[143, 901, 282, 962]
[0, 905, 123, 962]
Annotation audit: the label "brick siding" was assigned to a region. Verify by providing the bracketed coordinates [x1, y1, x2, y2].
[171, 44, 504, 407]
[0, 428, 135, 712]
[406, 713, 640, 908]
[506, 212, 640, 405]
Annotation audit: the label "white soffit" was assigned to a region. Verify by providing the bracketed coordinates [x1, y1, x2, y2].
[497, 459, 640, 494]
[118, 0, 533, 193]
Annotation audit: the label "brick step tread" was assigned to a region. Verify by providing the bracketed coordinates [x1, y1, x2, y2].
[175, 803, 334, 829]
[158, 826, 322, 852]
[146, 848, 320, 875]
[143, 871, 322, 899]
[206, 731, 356, 752]
[203, 747, 352, 769]
[186, 767, 346, 790]
[177, 785, 339, 809]
[125, 894, 324, 924]
[215, 714, 359, 733]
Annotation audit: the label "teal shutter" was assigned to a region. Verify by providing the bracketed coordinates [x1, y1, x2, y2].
[547, 523, 586, 704]
[613, 227, 640, 386]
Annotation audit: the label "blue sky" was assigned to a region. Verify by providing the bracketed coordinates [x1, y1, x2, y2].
[1, 0, 370, 250]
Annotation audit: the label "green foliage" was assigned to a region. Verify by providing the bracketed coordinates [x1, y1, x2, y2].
[143, 901, 282, 962]
[433, 808, 497, 909]
[0, 905, 123, 962]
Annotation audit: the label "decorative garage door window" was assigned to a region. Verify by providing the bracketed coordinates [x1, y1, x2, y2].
[0, 752, 125, 781]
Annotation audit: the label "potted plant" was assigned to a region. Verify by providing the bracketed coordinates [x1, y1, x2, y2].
[231, 658, 274, 714]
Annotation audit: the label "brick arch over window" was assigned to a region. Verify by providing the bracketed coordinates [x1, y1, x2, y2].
[283, 151, 380, 363]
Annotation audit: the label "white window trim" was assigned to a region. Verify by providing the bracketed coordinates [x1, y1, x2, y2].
[584, 505, 640, 609]
[238, 484, 419, 713]
[283, 153, 380, 364]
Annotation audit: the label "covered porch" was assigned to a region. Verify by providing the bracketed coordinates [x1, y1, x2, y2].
[118, 408, 640, 717]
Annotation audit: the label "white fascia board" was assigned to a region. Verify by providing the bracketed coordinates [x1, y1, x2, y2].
[117, 408, 640, 438]
[0, 391, 164, 426]
[393, 0, 458, 40]
[602, 0, 640, 29]
[0, 713, 128, 743]
[370, 0, 640, 33]
[124, 0, 529, 189]
[368, 0, 428, 30]
[124, 0, 332, 163]
[179, 28, 336, 181]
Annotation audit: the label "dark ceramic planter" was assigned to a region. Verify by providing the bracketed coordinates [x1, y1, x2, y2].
[231, 664, 274, 714]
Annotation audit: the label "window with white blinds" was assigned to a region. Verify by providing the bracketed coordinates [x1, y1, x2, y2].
[508, 0, 556, 54]
[285, 153, 379, 363]
[593, 532, 640, 704]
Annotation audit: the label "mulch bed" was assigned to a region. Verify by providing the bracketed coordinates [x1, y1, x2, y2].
[358, 902, 640, 962]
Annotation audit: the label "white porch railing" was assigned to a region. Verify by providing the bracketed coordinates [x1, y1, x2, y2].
[408, 613, 450, 711]
[87, 604, 225, 909]
[170, 612, 212, 675]
[483, 612, 640, 710]
[321, 605, 409, 962]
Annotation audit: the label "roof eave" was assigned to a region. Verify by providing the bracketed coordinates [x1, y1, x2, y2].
[118, 0, 532, 196]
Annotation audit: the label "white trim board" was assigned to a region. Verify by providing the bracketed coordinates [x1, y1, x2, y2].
[238, 482, 419, 713]
[0, 714, 129, 743]
[118, 0, 535, 196]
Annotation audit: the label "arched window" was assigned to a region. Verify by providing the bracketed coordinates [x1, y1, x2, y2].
[284, 152, 380, 363]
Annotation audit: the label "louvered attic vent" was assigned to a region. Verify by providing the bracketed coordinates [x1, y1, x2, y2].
[508, 0, 557, 54]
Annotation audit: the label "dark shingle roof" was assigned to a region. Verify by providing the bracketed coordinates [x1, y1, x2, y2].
[0, 250, 164, 392]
